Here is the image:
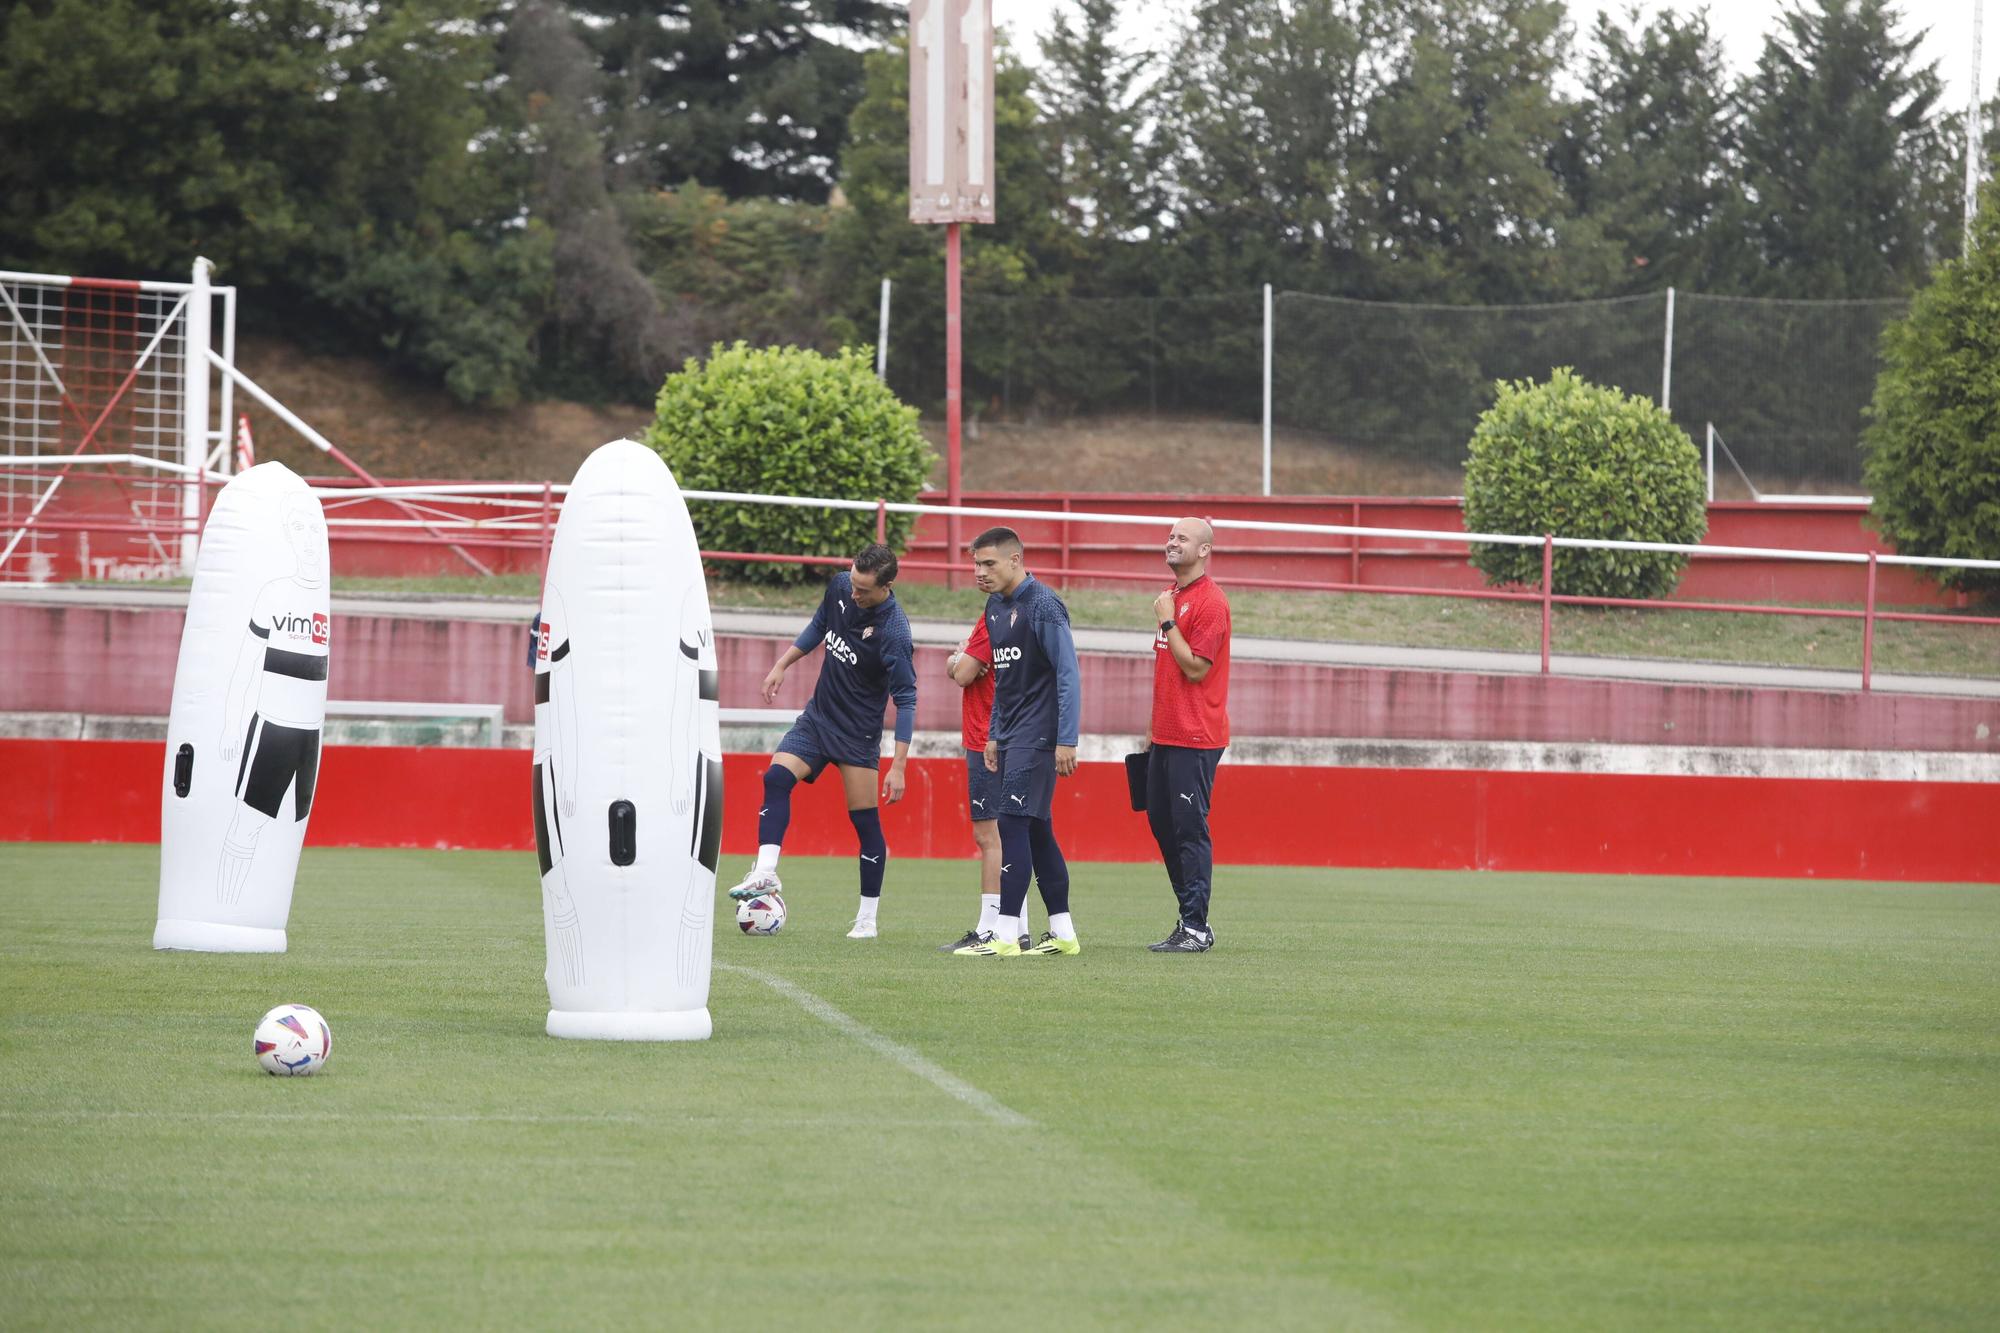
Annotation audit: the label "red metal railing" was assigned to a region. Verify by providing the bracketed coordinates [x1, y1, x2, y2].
[12, 471, 1999, 694]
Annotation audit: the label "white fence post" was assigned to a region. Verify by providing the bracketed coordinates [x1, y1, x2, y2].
[877, 278, 891, 380]
[219, 284, 237, 475]
[1706, 421, 1715, 502]
[1261, 283, 1273, 497]
[181, 257, 213, 572]
[1661, 285, 1675, 415]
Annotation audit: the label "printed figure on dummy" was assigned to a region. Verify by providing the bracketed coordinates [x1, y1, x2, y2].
[216, 493, 329, 905]
[530, 586, 586, 987]
[668, 577, 724, 994]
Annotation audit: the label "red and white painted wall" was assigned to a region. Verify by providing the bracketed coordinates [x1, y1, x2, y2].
[4, 589, 1994, 883]
[3, 736, 1994, 883]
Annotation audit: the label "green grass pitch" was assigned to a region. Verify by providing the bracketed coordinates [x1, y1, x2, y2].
[1, 843, 1995, 1330]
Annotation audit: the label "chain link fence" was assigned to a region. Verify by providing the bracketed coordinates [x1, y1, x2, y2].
[1672, 294, 1906, 497]
[881, 284, 1909, 497]
[883, 291, 1264, 425]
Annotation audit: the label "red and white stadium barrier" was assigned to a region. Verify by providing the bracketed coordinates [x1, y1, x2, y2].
[4, 739, 1992, 883]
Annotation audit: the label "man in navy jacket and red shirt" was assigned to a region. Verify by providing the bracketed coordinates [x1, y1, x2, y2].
[1145, 517, 1232, 953]
[953, 526, 1084, 958]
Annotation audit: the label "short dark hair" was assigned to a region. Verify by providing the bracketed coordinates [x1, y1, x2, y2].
[970, 526, 1023, 556]
[853, 542, 899, 584]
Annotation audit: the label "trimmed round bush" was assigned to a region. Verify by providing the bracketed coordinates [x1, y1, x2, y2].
[643, 342, 933, 584]
[1861, 187, 2000, 595]
[1462, 368, 1707, 599]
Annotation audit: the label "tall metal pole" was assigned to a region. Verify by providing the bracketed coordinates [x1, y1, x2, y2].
[1967, 0, 1986, 250]
[1261, 283, 1273, 497]
[1660, 285, 1675, 415]
[181, 257, 213, 573]
[876, 278, 892, 380]
[946, 222, 962, 587]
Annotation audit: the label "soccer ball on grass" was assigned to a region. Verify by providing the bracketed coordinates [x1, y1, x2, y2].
[254, 1003, 333, 1076]
[736, 893, 786, 935]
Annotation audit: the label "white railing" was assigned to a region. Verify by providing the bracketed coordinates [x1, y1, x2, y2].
[4, 459, 1996, 691]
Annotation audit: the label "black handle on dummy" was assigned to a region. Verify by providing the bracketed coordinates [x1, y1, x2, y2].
[608, 800, 636, 866]
[173, 743, 194, 798]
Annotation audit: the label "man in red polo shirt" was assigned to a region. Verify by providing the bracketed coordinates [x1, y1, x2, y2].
[1145, 517, 1231, 953]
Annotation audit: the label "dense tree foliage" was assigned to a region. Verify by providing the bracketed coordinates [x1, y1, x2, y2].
[1035, 0, 1160, 289]
[1733, 0, 1952, 296]
[1556, 8, 1736, 293]
[1364, 0, 1612, 303]
[0, 0, 1972, 412]
[1862, 184, 2000, 593]
[572, 0, 899, 201]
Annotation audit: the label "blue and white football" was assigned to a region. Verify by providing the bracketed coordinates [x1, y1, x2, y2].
[254, 1003, 332, 1076]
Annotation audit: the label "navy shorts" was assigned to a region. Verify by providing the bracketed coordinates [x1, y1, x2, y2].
[776, 708, 879, 781]
[996, 746, 1057, 821]
[964, 747, 1003, 822]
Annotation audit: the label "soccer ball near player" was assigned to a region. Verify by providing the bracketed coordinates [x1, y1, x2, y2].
[736, 893, 787, 935]
[254, 1003, 333, 1076]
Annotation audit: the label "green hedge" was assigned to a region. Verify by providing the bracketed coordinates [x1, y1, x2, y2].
[1463, 368, 1706, 599]
[643, 343, 933, 584]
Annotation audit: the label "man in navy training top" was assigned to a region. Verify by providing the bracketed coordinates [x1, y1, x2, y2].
[954, 526, 1084, 958]
[726, 543, 916, 940]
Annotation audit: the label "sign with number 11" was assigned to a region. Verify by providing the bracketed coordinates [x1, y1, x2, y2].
[908, 0, 995, 224]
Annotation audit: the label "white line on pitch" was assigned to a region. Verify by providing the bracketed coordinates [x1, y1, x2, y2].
[0, 1109, 978, 1129]
[718, 962, 1033, 1128]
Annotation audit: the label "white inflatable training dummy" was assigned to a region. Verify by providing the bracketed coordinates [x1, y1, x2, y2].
[155, 462, 329, 952]
[533, 440, 721, 1040]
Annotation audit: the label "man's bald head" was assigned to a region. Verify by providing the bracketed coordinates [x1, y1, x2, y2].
[1164, 517, 1214, 581]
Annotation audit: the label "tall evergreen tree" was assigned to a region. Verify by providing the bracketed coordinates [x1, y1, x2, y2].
[572, 0, 899, 202]
[0, 0, 327, 277]
[1559, 7, 1737, 293]
[1362, 0, 1613, 302]
[1152, 0, 1391, 294]
[1035, 0, 1160, 289]
[0, 0, 550, 405]
[505, 0, 686, 398]
[1733, 0, 1944, 297]
[1861, 179, 2000, 592]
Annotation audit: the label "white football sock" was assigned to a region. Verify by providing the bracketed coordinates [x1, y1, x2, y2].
[1049, 912, 1076, 942]
[976, 893, 1000, 934]
[855, 896, 878, 925]
[996, 914, 1021, 944]
[755, 844, 781, 874]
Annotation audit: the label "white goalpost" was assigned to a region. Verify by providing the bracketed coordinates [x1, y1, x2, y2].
[0, 259, 235, 583]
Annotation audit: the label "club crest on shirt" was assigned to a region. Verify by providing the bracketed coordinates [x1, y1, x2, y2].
[1180, 602, 1190, 617]
[861, 625, 874, 639]
[1008, 609, 1018, 628]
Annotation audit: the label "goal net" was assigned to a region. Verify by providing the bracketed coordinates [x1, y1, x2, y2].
[0, 262, 232, 583]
